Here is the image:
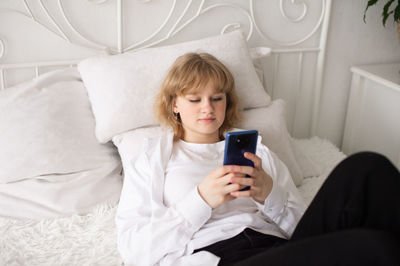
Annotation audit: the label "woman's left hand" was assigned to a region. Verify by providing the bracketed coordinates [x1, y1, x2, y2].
[229, 152, 273, 204]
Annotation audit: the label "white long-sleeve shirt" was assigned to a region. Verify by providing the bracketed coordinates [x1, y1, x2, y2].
[116, 130, 306, 266]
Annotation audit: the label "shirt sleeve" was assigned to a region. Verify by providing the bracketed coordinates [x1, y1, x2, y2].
[115, 151, 212, 266]
[254, 144, 307, 238]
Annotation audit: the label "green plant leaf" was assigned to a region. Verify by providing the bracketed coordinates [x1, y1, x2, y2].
[394, 0, 400, 22]
[383, 0, 395, 15]
[364, 0, 379, 22]
[383, 10, 394, 25]
[382, 0, 395, 26]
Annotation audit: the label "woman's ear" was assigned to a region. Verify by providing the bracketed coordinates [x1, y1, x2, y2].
[172, 100, 178, 114]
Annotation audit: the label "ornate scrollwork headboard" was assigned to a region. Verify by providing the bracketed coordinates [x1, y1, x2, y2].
[0, 0, 332, 138]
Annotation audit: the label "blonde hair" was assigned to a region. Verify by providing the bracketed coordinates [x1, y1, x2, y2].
[154, 52, 240, 140]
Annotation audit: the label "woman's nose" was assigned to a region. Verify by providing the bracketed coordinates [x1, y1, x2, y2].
[201, 99, 214, 112]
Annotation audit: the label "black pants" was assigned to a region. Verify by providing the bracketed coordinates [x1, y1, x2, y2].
[195, 152, 400, 265]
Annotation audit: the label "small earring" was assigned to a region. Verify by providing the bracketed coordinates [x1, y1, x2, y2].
[174, 112, 181, 121]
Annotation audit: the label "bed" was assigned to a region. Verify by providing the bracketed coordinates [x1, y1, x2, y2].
[0, 0, 346, 265]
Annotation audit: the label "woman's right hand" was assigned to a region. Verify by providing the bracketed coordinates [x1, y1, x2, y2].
[197, 165, 245, 209]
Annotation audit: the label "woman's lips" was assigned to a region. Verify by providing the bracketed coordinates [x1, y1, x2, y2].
[199, 118, 215, 123]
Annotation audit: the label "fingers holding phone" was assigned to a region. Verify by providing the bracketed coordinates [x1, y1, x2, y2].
[198, 165, 245, 209]
[229, 154, 273, 204]
[199, 130, 272, 208]
[243, 152, 262, 169]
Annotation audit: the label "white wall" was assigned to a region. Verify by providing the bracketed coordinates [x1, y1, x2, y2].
[318, 0, 400, 147]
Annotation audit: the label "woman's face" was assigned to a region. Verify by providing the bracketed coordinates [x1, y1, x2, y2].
[173, 82, 226, 143]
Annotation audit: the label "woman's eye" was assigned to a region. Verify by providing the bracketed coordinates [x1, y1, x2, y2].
[212, 97, 223, 102]
[189, 99, 200, 103]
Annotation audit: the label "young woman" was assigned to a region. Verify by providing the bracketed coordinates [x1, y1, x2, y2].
[116, 53, 400, 266]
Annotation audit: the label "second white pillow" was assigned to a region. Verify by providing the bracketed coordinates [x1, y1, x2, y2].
[79, 30, 271, 143]
[239, 100, 303, 186]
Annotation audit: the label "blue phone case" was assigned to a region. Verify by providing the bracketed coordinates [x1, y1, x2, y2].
[223, 130, 258, 166]
[223, 130, 258, 191]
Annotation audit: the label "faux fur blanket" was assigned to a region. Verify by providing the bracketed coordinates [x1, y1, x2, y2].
[0, 137, 345, 266]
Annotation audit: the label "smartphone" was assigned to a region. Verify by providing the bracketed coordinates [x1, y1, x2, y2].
[223, 130, 258, 191]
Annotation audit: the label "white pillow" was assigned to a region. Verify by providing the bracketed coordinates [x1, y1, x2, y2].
[0, 68, 122, 219]
[239, 100, 303, 186]
[113, 99, 302, 186]
[78, 30, 271, 143]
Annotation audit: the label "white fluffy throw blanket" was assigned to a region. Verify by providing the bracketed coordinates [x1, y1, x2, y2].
[0, 137, 345, 266]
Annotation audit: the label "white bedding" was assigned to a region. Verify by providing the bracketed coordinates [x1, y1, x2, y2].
[0, 68, 123, 219]
[0, 137, 346, 266]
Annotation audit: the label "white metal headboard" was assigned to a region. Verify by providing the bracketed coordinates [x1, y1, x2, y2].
[0, 0, 332, 138]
